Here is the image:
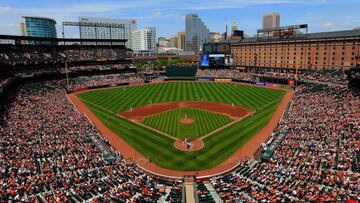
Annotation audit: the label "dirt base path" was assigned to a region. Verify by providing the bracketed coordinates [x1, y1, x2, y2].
[68, 84, 293, 179]
[120, 101, 250, 122]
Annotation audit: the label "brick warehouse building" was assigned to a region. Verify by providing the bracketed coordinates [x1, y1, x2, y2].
[231, 30, 360, 71]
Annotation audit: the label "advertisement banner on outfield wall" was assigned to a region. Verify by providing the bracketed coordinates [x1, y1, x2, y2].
[214, 78, 232, 82]
[195, 77, 213, 81]
[256, 82, 266, 86]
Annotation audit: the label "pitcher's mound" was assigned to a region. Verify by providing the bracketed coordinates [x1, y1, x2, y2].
[179, 118, 194, 124]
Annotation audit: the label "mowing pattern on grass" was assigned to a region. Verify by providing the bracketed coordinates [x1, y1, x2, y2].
[142, 107, 233, 139]
[77, 82, 286, 171]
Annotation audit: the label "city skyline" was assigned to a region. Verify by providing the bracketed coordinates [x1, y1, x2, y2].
[0, 0, 359, 38]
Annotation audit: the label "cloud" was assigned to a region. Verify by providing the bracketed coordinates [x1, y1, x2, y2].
[0, 6, 12, 13]
[323, 22, 335, 29]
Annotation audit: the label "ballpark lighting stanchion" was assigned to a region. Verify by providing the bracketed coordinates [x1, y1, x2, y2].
[65, 60, 70, 90]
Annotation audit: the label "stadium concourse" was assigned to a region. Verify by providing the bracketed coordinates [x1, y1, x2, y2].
[0, 44, 359, 202]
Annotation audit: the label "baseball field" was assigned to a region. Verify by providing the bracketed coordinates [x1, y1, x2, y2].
[75, 82, 286, 171]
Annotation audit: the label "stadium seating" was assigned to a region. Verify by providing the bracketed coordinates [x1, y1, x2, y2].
[195, 68, 348, 85]
[0, 55, 358, 202]
[209, 84, 359, 202]
[0, 44, 130, 67]
[0, 82, 181, 202]
[196, 182, 216, 203]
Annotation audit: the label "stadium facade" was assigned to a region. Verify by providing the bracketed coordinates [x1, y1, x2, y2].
[231, 29, 360, 71]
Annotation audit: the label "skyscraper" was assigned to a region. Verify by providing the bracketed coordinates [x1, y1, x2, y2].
[262, 13, 280, 29]
[185, 14, 210, 52]
[78, 16, 137, 49]
[132, 27, 157, 53]
[169, 36, 178, 48]
[21, 16, 57, 38]
[177, 31, 185, 50]
[19, 22, 26, 36]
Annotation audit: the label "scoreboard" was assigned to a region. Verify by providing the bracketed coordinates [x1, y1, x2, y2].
[201, 43, 233, 68]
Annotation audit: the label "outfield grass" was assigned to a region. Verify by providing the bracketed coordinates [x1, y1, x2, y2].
[142, 107, 233, 139]
[77, 82, 286, 171]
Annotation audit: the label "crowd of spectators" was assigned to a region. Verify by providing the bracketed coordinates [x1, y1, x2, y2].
[0, 63, 133, 90]
[196, 182, 215, 202]
[301, 70, 347, 85]
[67, 73, 145, 90]
[209, 84, 359, 202]
[195, 68, 348, 86]
[0, 45, 130, 67]
[68, 64, 128, 72]
[0, 81, 181, 202]
[196, 69, 254, 81]
[249, 69, 297, 80]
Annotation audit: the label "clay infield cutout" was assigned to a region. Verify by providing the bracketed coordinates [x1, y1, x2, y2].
[119, 101, 253, 152]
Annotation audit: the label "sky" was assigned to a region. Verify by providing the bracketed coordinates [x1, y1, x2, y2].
[0, 0, 359, 38]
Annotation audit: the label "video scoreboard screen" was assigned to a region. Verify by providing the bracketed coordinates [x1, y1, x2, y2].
[201, 43, 233, 68]
[209, 54, 225, 67]
[200, 54, 210, 67]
